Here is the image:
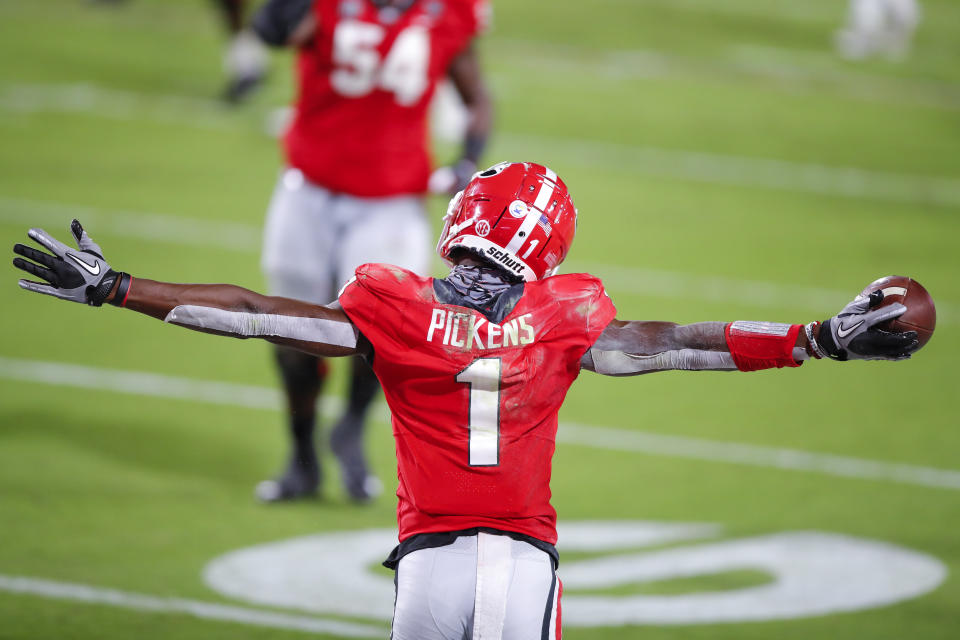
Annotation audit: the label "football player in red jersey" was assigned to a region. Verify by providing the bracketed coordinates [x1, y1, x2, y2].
[250, 0, 494, 502]
[13, 162, 918, 639]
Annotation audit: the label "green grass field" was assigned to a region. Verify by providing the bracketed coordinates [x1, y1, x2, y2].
[1, 1, 958, 638]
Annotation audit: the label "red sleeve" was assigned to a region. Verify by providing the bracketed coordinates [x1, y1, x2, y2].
[338, 264, 421, 353]
[542, 273, 617, 353]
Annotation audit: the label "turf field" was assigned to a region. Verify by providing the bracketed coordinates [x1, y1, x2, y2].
[1, 0, 958, 638]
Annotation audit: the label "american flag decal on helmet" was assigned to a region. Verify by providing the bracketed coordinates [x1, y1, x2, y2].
[537, 214, 552, 234]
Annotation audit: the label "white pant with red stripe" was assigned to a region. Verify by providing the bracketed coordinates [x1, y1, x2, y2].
[391, 532, 561, 640]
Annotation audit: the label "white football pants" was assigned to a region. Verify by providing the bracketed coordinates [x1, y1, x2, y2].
[391, 533, 562, 640]
[261, 168, 432, 304]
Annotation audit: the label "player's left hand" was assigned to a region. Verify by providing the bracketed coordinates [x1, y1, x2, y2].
[13, 220, 121, 306]
[428, 159, 477, 195]
[816, 291, 918, 361]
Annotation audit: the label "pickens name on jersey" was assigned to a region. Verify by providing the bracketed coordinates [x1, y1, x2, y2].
[338, 263, 618, 545]
[426, 308, 535, 350]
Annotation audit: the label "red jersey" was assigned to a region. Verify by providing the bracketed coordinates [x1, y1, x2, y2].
[285, 0, 487, 197]
[339, 264, 616, 545]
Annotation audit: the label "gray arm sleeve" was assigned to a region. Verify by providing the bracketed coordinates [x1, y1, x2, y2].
[588, 348, 737, 375]
[164, 305, 358, 348]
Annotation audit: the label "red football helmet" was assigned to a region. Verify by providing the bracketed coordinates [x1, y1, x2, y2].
[436, 161, 578, 281]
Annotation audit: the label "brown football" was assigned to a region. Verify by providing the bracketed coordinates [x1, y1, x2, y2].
[859, 275, 936, 349]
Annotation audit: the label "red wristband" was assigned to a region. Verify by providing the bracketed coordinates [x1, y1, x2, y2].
[725, 321, 803, 372]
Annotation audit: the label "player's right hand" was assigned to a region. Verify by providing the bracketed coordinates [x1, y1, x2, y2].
[13, 220, 120, 306]
[817, 291, 918, 361]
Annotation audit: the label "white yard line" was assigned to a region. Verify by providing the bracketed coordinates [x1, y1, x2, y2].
[558, 422, 960, 491]
[0, 84, 236, 131]
[1, 356, 958, 491]
[489, 35, 960, 113]
[2, 196, 956, 321]
[608, 0, 839, 22]
[498, 133, 960, 209]
[0, 196, 261, 252]
[0, 574, 386, 638]
[2, 81, 959, 206]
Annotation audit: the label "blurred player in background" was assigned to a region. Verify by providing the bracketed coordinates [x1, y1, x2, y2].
[216, 0, 270, 103]
[251, 0, 493, 502]
[89, 0, 269, 101]
[836, 0, 921, 60]
[12, 162, 921, 638]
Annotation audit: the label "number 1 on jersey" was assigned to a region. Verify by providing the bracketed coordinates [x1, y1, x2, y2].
[456, 358, 501, 466]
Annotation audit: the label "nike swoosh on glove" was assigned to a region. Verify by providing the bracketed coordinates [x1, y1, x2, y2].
[818, 290, 919, 361]
[13, 219, 122, 306]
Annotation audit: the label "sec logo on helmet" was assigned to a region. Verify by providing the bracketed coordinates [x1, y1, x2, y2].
[436, 161, 578, 282]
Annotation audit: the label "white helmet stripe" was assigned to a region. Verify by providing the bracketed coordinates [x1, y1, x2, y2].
[533, 168, 557, 211]
[504, 206, 541, 255]
[504, 168, 557, 255]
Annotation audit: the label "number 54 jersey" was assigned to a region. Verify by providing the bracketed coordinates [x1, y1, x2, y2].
[339, 264, 616, 545]
[286, 0, 489, 197]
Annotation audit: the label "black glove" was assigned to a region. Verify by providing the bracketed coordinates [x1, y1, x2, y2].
[811, 290, 918, 361]
[13, 220, 129, 306]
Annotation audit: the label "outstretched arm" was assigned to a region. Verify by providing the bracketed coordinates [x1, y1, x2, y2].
[582, 321, 741, 376]
[583, 297, 918, 376]
[429, 43, 494, 194]
[123, 279, 361, 358]
[12, 221, 363, 358]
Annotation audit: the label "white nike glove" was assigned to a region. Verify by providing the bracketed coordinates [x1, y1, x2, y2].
[811, 290, 918, 361]
[13, 220, 129, 306]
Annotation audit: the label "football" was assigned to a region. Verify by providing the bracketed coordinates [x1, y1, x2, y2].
[859, 275, 936, 349]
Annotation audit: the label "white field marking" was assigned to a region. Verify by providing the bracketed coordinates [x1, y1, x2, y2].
[725, 43, 960, 112]
[3, 80, 959, 204]
[2, 356, 959, 491]
[0, 574, 386, 638]
[202, 523, 946, 626]
[564, 260, 959, 324]
[634, 0, 834, 21]
[203, 523, 723, 622]
[3, 196, 957, 323]
[492, 39, 960, 113]
[568, 260, 850, 309]
[0, 84, 236, 131]
[0, 355, 351, 419]
[557, 422, 960, 491]
[0, 196, 261, 252]
[499, 132, 960, 209]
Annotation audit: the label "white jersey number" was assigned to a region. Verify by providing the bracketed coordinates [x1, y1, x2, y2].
[330, 21, 429, 106]
[456, 357, 501, 466]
